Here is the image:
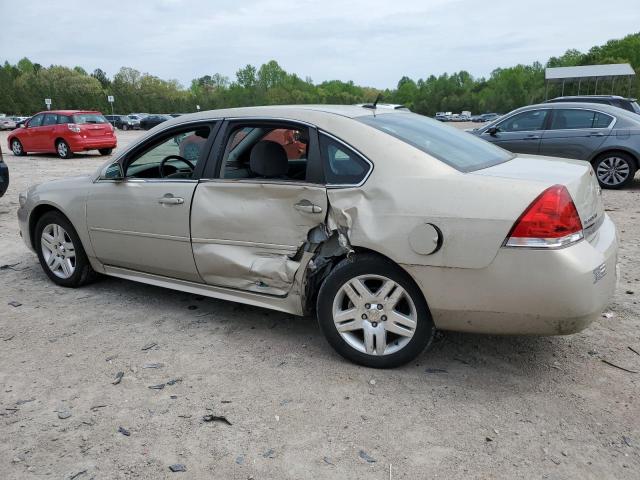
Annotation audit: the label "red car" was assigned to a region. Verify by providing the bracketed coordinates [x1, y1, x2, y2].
[8, 110, 117, 159]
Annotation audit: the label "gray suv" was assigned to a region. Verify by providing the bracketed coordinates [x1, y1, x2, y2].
[471, 102, 640, 188]
[546, 95, 640, 115]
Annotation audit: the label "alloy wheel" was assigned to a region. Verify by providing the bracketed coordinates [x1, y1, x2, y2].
[332, 274, 417, 356]
[596, 156, 630, 186]
[12, 140, 22, 155]
[41, 224, 76, 279]
[57, 142, 68, 158]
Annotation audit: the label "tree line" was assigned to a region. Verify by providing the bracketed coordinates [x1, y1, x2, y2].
[1, 32, 638, 117]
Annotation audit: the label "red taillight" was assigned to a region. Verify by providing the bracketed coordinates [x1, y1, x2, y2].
[505, 185, 583, 248]
[67, 123, 81, 133]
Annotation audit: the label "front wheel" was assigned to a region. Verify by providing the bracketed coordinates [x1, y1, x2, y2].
[593, 152, 637, 189]
[99, 148, 113, 156]
[35, 211, 97, 287]
[56, 140, 73, 159]
[317, 254, 435, 368]
[11, 138, 26, 156]
[122, 124, 128, 131]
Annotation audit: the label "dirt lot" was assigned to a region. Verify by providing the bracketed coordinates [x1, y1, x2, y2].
[1, 124, 639, 480]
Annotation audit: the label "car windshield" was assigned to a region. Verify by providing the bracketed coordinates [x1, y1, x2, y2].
[357, 113, 514, 172]
[73, 113, 108, 124]
[631, 101, 640, 114]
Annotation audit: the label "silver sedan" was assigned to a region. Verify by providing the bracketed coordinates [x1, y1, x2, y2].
[17, 105, 618, 368]
[470, 102, 640, 189]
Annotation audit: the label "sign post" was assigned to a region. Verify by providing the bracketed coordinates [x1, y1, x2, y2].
[107, 95, 115, 116]
[45, 98, 52, 110]
[196, 104, 200, 112]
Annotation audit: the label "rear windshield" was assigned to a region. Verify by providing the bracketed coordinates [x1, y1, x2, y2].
[357, 113, 514, 172]
[73, 113, 108, 124]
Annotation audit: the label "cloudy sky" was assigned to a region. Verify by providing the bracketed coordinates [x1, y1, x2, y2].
[1, 0, 638, 88]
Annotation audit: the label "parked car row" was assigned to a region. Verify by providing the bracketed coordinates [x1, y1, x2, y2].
[0, 116, 29, 130]
[435, 112, 500, 122]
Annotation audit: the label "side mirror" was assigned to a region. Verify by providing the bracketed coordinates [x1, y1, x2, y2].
[486, 126, 499, 135]
[101, 161, 124, 181]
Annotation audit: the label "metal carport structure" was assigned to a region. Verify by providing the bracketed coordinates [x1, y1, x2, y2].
[544, 63, 636, 99]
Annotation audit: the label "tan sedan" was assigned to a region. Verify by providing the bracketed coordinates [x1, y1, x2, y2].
[17, 105, 618, 368]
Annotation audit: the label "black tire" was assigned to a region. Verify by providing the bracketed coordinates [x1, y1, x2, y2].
[56, 140, 73, 159]
[122, 124, 128, 131]
[316, 253, 435, 368]
[11, 138, 26, 156]
[593, 152, 637, 189]
[34, 211, 97, 288]
[99, 148, 113, 156]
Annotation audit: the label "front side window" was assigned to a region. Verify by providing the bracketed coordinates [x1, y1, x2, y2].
[357, 113, 513, 172]
[319, 134, 370, 185]
[498, 110, 548, 132]
[221, 124, 310, 181]
[29, 114, 44, 127]
[126, 126, 211, 179]
[42, 114, 58, 126]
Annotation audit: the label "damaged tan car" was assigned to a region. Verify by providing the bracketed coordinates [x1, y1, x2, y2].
[18, 105, 618, 367]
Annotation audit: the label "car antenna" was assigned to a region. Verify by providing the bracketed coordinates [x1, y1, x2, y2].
[373, 93, 381, 108]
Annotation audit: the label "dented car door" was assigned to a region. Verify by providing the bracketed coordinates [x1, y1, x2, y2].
[190, 121, 327, 296]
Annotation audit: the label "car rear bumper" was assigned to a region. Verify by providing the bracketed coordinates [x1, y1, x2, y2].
[67, 137, 117, 151]
[403, 214, 618, 335]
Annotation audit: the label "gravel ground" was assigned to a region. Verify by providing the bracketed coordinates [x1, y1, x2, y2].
[1, 124, 639, 479]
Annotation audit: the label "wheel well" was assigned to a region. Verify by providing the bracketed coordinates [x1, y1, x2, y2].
[303, 245, 429, 315]
[29, 205, 64, 250]
[591, 150, 639, 170]
[54, 138, 66, 147]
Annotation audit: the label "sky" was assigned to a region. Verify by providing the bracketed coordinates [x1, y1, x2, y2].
[1, 0, 639, 89]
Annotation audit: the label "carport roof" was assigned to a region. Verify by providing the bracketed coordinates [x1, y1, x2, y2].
[545, 63, 635, 82]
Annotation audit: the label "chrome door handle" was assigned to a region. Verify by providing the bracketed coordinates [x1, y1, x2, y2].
[294, 200, 323, 214]
[589, 132, 604, 137]
[158, 196, 184, 205]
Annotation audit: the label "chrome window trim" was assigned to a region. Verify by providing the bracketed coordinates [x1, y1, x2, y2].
[197, 178, 322, 188]
[318, 130, 374, 189]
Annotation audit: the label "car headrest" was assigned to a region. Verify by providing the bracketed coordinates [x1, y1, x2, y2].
[250, 141, 288, 178]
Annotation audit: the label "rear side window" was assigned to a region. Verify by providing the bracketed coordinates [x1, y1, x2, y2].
[57, 115, 71, 124]
[42, 114, 58, 126]
[357, 113, 513, 172]
[550, 109, 613, 130]
[73, 113, 108, 124]
[319, 134, 370, 185]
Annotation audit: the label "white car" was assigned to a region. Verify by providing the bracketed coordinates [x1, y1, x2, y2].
[17, 105, 618, 367]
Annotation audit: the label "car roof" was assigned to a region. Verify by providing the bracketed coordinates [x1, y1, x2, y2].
[159, 104, 405, 126]
[550, 95, 632, 101]
[34, 110, 102, 115]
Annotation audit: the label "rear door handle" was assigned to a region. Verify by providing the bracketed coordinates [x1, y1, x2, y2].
[158, 196, 184, 205]
[524, 134, 540, 140]
[589, 132, 605, 137]
[294, 200, 323, 214]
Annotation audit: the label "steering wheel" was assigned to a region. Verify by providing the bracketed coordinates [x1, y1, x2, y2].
[159, 155, 195, 178]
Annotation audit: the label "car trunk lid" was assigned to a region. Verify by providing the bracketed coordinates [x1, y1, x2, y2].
[473, 154, 604, 240]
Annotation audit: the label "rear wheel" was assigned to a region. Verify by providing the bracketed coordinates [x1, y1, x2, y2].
[35, 211, 97, 287]
[317, 254, 435, 368]
[99, 148, 113, 156]
[11, 138, 26, 156]
[122, 124, 128, 131]
[56, 140, 73, 159]
[594, 152, 636, 189]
